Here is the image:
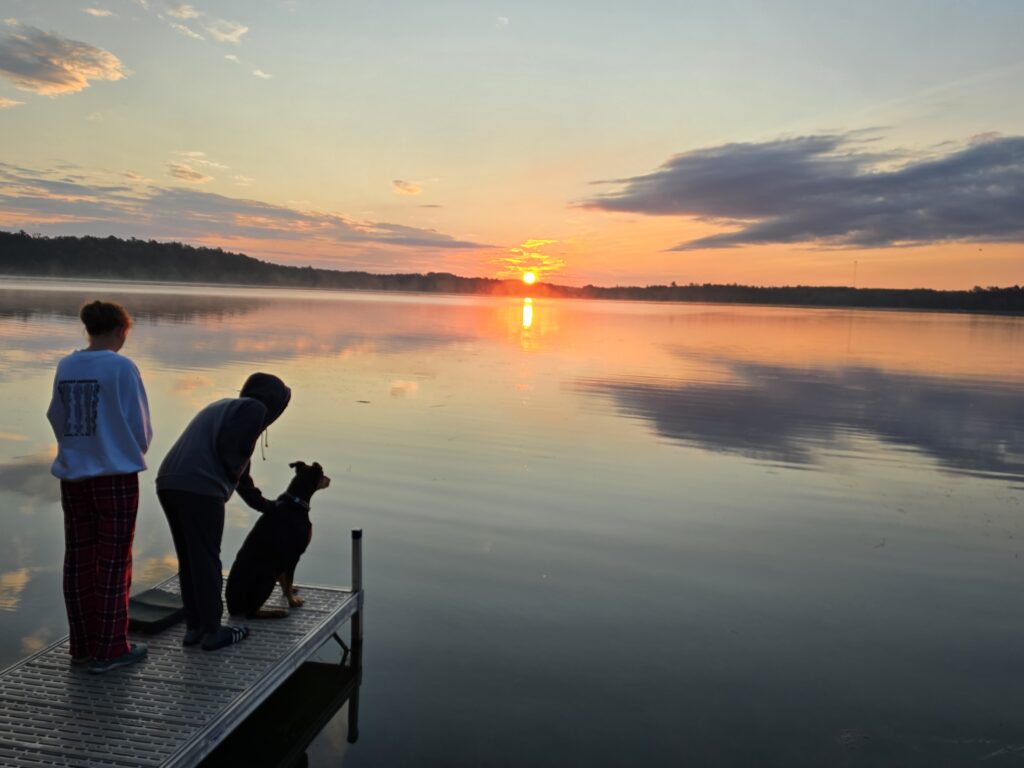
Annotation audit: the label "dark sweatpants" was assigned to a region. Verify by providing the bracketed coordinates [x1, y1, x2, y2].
[157, 489, 225, 633]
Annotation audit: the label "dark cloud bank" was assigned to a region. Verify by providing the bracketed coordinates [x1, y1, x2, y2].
[584, 134, 1024, 250]
[0, 163, 483, 251]
[0, 25, 124, 95]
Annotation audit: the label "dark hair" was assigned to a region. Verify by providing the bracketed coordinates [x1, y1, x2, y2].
[80, 300, 132, 337]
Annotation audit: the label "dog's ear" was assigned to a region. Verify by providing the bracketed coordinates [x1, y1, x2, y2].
[289, 461, 307, 470]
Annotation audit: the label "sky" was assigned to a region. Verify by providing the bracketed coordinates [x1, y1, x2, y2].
[0, 0, 1022, 289]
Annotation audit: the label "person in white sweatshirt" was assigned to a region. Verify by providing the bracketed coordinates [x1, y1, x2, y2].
[46, 300, 153, 674]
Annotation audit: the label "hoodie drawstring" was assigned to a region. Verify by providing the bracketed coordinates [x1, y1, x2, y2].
[260, 427, 269, 461]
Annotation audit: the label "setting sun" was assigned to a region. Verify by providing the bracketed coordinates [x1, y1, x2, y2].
[522, 272, 536, 285]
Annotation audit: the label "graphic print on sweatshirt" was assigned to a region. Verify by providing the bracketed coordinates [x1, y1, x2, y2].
[58, 380, 100, 436]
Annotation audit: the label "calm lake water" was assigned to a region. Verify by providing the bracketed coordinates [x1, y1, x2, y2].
[1, 280, 1023, 767]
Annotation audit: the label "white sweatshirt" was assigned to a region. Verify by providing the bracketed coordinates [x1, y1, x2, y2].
[46, 350, 153, 481]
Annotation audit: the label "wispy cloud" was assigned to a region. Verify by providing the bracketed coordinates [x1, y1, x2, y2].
[252, 68, 271, 79]
[177, 150, 227, 170]
[0, 162, 487, 255]
[82, 8, 115, 17]
[170, 22, 203, 40]
[147, 3, 248, 51]
[0, 96, 21, 108]
[223, 53, 238, 62]
[392, 179, 422, 196]
[496, 16, 510, 27]
[519, 239, 558, 250]
[166, 161, 213, 184]
[583, 133, 1024, 251]
[0, 25, 126, 95]
[495, 239, 565, 280]
[204, 18, 247, 44]
[165, 2, 200, 19]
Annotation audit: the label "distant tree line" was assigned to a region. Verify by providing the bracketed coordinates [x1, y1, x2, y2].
[1, 231, 1021, 313]
[565, 282, 1024, 312]
[0, 231, 520, 295]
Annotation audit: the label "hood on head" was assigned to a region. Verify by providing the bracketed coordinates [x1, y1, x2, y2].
[240, 372, 291, 428]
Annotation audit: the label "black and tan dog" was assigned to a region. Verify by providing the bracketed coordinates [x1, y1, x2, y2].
[226, 461, 331, 618]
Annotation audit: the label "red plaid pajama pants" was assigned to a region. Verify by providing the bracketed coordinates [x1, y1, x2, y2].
[60, 473, 138, 661]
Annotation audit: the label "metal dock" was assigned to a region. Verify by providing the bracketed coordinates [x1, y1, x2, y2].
[0, 530, 364, 768]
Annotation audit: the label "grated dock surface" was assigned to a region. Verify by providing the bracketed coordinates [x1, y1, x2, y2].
[0, 577, 360, 768]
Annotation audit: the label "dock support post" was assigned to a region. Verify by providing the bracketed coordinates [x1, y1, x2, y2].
[351, 528, 363, 649]
[348, 528, 363, 743]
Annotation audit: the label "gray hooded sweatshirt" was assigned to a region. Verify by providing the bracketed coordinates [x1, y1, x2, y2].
[156, 372, 290, 510]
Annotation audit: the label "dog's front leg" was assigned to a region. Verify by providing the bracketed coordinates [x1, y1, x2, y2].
[279, 571, 304, 607]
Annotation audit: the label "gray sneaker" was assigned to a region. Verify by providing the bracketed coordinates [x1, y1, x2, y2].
[89, 643, 148, 674]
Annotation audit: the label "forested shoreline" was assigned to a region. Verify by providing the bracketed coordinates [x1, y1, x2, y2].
[2, 231, 1021, 313]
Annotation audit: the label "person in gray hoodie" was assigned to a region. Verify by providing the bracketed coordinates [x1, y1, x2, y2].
[156, 372, 290, 650]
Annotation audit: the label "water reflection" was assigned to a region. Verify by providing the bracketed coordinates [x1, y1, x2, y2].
[0, 283, 477, 372]
[0, 452, 56, 501]
[0, 568, 29, 612]
[0, 283, 269, 324]
[577, 357, 1024, 482]
[201, 645, 361, 767]
[4, 283, 1024, 766]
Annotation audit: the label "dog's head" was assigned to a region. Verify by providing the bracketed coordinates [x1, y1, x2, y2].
[287, 461, 331, 502]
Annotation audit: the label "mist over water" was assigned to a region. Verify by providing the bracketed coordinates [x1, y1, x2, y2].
[2, 281, 1023, 767]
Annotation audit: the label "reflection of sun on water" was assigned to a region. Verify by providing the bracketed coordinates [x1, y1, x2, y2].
[518, 297, 539, 352]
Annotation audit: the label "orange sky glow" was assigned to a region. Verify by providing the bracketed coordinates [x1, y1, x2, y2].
[0, 3, 1022, 288]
